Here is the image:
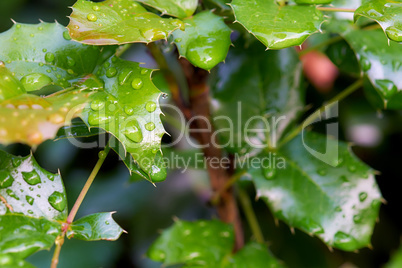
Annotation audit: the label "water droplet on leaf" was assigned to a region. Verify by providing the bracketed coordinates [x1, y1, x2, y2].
[0, 171, 14, 188]
[386, 26, 402, 42]
[45, 52, 55, 63]
[145, 101, 156, 112]
[123, 120, 143, 143]
[131, 78, 143, 89]
[145, 122, 155, 131]
[26, 195, 34, 205]
[90, 99, 105, 111]
[333, 231, 358, 251]
[22, 170, 41, 185]
[106, 67, 117, 78]
[359, 192, 368, 202]
[87, 13, 98, 22]
[48, 191, 66, 212]
[88, 112, 112, 125]
[375, 79, 398, 99]
[124, 105, 134, 115]
[20, 73, 52, 92]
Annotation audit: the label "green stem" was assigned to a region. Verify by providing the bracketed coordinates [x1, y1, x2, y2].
[237, 188, 265, 244]
[278, 79, 363, 148]
[298, 36, 343, 57]
[66, 144, 110, 224]
[50, 235, 64, 268]
[316, 7, 356, 13]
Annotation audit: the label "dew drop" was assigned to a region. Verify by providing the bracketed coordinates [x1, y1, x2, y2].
[106, 67, 117, 78]
[385, 26, 402, 42]
[170, 19, 185, 30]
[105, 221, 110, 225]
[90, 99, 105, 111]
[0, 171, 14, 188]
[26, 195, 34, 205]
[353, 214, 362, 223]
[131, 78, 143, 89]
[67, 57, 76, 67]
[22, 170, 41, 185]
[360, 56, 371, 72]
[98, 150, 107, 159]
[348, 165, 356, 173]
[47, 174, 54, 181]
[334, 206, 342, 212]
[92, 5, 100, 11]
[262, 167, 276, 180]
[317, 169, 327, 176]
[28, 210, 34, 214]
[145, 122, 155, 131]
[88, 112, 112, 125]
[124, 105, 134, 115]
[45, 52, 55, 63]
[141, 69, 148, 75]
[333, 231, 358, 251]
[174, 38, 182, 43]
[20, 73, 52, 92]
[150, 164, 166, 182]
[359, 192, 368, 202]
[87, 13, 98, 22]
[11, 158, 22, 167]
[48, 191, 66, 212]
[145, 101, 157, 113]
[375, 79, 398, 99]
[63, 31, 72, 40]
[6, 189, 19, 200]
[371, 199, 381, 209]
[123, 120, 143, 143]
[118, 68, 133, 85]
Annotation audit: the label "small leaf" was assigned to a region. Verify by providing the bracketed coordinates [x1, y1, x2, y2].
[67, 0, 185, 45]
[0, 150, 68, 220]
[210, 40, 305, 153]
[228, 242, 283, 268]
[147, 219, 234, 266]
[343, 29, 402, 109]
[82, 57, 165, 173]
[172, 11, 232, 71]
[230, 0, 324, 49]
[249, 132, 382, 251]
[355, 0, 402, 42]
[67, 212, 124, 241]
[137, 0, 198, 19]
[0, 254, 35, 268]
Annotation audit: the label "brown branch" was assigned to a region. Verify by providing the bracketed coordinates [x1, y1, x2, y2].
[179, 58, 244, 251]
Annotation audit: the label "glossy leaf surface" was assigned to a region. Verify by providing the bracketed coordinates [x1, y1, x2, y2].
[137, 0, 198, 18]
[230, 0, 324, 49]
[67, 0, 184, 45]
[0, 254, 35, 268]
[249, 132, 382, 251]
[172, 11, 232, 70]
[295, 0, 332, 3]
[355, 0, 402, 42]
[67, 212, 124, 241]
[148, 219, 282, 267]
[344, 29, 402, 109]
[211, 41, 304, 153]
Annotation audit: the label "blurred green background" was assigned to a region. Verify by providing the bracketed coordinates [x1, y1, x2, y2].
[1, 1, 402, 267]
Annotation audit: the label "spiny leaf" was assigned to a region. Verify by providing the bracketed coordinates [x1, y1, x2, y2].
[82, 57, 165, 173]
[67, 0, 185, 45]
[0, 150, 67, 258]
[67, 212, 124, 241]
[148, 219, 283, 267]
[172, 11, 232, 71]
[137, 0, 198, 19]
[0, 150, 68, 220]
[210, 40, 305, 153]
[0, 254, 35, 268]
[355, 0, 402, 42]
[343, 29, 402, 109]
[249, 132, 382, 251]
[0, 22, 114, 91]
[0, 87, 94, 146]
[230, 0, 324, 49]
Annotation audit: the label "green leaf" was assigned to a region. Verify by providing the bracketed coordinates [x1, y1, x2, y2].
[0, 62, 25, 101]
[137, 0, 198, 19]
[0, 150, 68, 220]
[67, 212, 124, 241]
[0, 254, 35, 268]
[210, 40, 304, 153]
[355, 0, 402, 42]
[248, 132, 382, 251]
[228, 242, 283, 268]
[0, 22, 113, 91]
[0, 150, 67, 258]
[67, 0, 185, 45]
[148, 219, 283, 267]
[325, 39, 360, 76]
[386, 246, 402, 268]
[55, 118, 105, 141]
[343, 29, 402, 109]
[172, 11, 232, 71]
[230, 0, 324, 49]
[294, 0, 332, 4]
[82, 57, 166, 173]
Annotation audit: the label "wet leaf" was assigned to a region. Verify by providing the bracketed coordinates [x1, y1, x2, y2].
[355, 0, 402, 42]
[343, 29, 402, 109]
[0, 62, 25, 101]
[148, 219, 282, 267]
[172, 11, 232, 71]
[294, 0, 333, 3]
[210, 40, 305, 153]
[248, 132, 382, 251]
[67, 212, 124, 241]
[0, 22, 113, 91]
[230, 0, 324, 49]
[67, 0, 185, 45]
[55, 118, 105, 141]
[0, 150, 67, 258]
[137, 0, 198, 18]
[82, 57, 165, 174]
[0, 254, 35, 268]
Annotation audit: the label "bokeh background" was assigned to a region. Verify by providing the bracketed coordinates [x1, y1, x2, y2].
[1, 1, 402, 267]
